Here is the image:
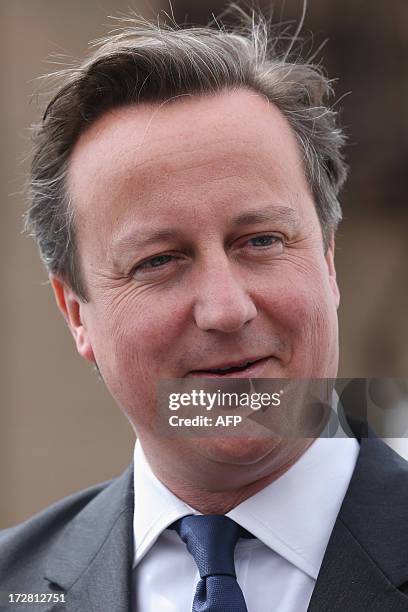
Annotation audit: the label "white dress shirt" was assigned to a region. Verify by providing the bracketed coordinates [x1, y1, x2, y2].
[132, 427, 359, 612]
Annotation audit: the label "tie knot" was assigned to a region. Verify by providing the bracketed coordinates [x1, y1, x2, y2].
[171, 515, 246, 579]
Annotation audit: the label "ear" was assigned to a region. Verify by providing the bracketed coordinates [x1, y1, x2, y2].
[325, 235, 340, 309]
[49, 275, 95, 363]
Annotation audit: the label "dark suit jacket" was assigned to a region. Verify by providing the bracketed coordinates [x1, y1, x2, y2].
[2, 428, 408, 611]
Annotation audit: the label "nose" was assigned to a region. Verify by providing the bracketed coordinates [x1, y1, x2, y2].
[193, 259, 257, 333]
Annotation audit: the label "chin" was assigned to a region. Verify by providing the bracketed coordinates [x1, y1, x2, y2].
[193, 436, 281, 466]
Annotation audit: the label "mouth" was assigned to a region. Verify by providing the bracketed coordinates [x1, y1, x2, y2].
[185, 356, 273, 378]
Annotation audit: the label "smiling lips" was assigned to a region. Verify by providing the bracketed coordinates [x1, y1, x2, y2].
[186, 356, 272, 378]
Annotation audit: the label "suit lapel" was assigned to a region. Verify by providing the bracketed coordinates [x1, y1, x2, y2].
[308, 518, 408, 611]
[40, 423, 408, 611]
[309, 431, 408, 611]
[42, 463, 135, 612]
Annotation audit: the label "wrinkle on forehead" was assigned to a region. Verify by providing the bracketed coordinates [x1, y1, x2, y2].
[68, 88, 297, 188]
[67, 88, 313, 248]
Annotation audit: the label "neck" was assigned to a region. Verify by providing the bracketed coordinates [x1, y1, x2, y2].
[142, 438, 314, 514]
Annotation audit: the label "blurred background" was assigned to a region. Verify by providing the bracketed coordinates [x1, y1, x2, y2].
[1, 0, 407, 527]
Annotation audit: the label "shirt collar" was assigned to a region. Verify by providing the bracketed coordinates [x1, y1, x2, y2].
[132, 440, 197, 567]
[227, 436, 359, 579]
[225, 390, 360, 579]
[133, 436, 359, 576]
[133, 393, 360, 577]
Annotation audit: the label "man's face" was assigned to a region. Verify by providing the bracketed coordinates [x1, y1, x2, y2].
[56, 89, 340, 478]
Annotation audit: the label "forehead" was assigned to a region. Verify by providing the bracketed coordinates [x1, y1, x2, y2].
[68, 88, 313, 242]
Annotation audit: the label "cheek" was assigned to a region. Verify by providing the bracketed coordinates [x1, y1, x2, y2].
[86, 290, 189, 402]
[257, 274, 338, 367]
[259, 278, 327, 328]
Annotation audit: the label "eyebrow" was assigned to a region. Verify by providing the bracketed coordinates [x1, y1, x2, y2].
[111, 205, 300, 258]
[112, 229, 182, 259]
[231, 205, 300, 231]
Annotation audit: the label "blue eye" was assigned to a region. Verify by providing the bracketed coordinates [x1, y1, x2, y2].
[140, 254, 173, 269]
[248, 234, 281, 247]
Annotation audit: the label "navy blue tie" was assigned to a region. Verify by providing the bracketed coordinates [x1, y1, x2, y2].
[171, 515, 250, 612]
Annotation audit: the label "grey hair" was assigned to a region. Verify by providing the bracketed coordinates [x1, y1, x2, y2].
[26, 5, 347, 302]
